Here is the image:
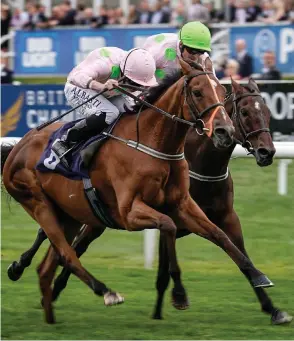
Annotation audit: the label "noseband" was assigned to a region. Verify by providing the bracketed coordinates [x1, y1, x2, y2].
[230, 92, 270, 154]
[183, 71, 225, 135]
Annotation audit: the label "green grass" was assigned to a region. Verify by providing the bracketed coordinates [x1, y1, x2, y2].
[1, 159, 294, 340]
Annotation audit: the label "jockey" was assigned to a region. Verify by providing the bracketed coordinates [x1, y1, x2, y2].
[143, 21, 213, 81]
[52, 47, 158, 166]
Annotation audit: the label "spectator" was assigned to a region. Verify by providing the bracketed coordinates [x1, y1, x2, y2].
[1, 52, 13, 84]
[288, 0, 294, 22]
[221, 59, 242, 80]
[161, 0, 172, 19]
[58, 0, 76, 26]
[170, 2, 187, 26]
[258, 0, 286, 22]
[75, 3, 86, 25]
[224, 0, 236, 22]
[127, 5, 140, 24]
[246, 0, 262, 21]
[1, 4, 11, 50]
[234, 0, 247, 24]
[107, 7, 117, 24]
[204, 1, 219, 22]
[91, 5, 108, 28]
[150, 1, 170, 24]
[234, 39, 253, 78]
[257, 51, 281, 80]
[187, 0, 210, 23]
[137, 0, 152, 24]
[80, 7, 94, 25]
[114, 7, 127, 24]
[10, 7, 29, 29]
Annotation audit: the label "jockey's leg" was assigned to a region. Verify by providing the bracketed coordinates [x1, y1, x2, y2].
[52, 83, 123, 166]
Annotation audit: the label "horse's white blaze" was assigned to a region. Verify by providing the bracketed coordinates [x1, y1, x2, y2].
[205, 74, 226, 120]
[255, 101, 261, 110]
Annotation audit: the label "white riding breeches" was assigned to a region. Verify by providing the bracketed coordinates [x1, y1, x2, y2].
[64, 82, 129, 125]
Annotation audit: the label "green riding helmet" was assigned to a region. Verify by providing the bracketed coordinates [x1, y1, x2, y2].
[179, 21, 211, 52]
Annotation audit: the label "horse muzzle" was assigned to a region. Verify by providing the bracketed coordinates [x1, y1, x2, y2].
[255, 147, 276, 167]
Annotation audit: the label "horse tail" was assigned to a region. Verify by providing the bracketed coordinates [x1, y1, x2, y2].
[1, 143, 15, 173]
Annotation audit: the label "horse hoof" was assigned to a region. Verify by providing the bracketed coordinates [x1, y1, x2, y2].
[271, 310, 293, 325]
[171, 288, 189, 310]
[251, 274, 274, 288]
[7, 262, 23, 281]
[152, 313, 163, 320]
[104, 292, 124, 306]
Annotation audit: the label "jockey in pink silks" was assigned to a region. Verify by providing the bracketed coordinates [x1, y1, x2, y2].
[52, 47, 157, 166]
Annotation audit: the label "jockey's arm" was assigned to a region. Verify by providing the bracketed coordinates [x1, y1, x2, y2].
[68, 56, 114, 91]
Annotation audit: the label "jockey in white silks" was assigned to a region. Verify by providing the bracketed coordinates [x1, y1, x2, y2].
[142, 21, 214, 81]
[52, 47, 158, 166]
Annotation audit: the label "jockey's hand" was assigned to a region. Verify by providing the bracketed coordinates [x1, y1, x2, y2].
[104, 79, 119, 90]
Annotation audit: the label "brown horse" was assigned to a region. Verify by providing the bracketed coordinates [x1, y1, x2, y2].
[3, 59, 271, 324]
[40, 78, 286, 323]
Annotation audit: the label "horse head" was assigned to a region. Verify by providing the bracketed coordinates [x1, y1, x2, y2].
[179, 57, 235, 149]
[230, 77, 275, 166]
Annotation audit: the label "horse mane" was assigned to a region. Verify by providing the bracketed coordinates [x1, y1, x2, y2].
[132, 70, 182, 113]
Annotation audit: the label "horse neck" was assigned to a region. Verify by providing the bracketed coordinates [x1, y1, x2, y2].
[137, 80, 190, 155]
[185, 95, 237, 177]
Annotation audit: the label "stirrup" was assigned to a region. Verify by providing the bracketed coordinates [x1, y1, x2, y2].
[52, 140, 71, 168]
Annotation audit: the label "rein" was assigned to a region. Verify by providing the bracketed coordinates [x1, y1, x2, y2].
[104, 72, 225, 162]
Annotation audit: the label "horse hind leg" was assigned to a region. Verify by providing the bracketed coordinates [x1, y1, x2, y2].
[7, 228, 47, 281]
[37, 246, 59, 324]
[153, 232, 172, 320]
[52, 224, 106, 303]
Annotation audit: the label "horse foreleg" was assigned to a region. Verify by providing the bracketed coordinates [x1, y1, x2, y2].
[7, 228, 47, 281]
[174, 197, 273, 288]
[52, 224, 106, 303]
[221, 210, 293, 325]
[126, 199, 188, 310]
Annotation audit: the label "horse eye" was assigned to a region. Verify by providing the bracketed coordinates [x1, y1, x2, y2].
[240, 109, 248, 117]
[193, 90, 202, 97]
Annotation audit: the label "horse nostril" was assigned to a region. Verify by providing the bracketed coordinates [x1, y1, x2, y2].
[257, 148, 273, 158]
[215, 127, 229, 139]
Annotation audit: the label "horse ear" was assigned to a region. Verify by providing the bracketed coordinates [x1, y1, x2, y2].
[179, 58, 193, 75]
[231, 77, 242, 95]
[248, 77, 260, 92]
[204, 56, 213, 72]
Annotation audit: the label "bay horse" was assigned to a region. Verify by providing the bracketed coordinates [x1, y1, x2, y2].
[3, 59, 272, 324]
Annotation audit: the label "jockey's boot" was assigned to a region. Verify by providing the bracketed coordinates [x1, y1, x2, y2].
[52, 113, 109, 168]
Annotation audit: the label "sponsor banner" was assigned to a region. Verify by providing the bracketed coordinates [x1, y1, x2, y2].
[1, 83, 294, 141]
[14, 27, 177, 75]
[230, 24, 294, 74]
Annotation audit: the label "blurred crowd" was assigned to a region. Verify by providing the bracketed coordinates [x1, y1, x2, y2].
[1, 0, 293, 33]
[215, 39, 282, 81]
[1, 0, 291, 83]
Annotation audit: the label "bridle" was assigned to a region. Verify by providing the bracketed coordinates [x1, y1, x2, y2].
[183, 70, 225, 135]
[229, 91, 270, 154]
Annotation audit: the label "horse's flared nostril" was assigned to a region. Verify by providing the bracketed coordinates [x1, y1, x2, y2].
[257, 148, 275, 159]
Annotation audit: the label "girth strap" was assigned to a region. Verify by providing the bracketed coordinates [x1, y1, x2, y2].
[189, 168, 229, 182]
[83, 178, 121, 229]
